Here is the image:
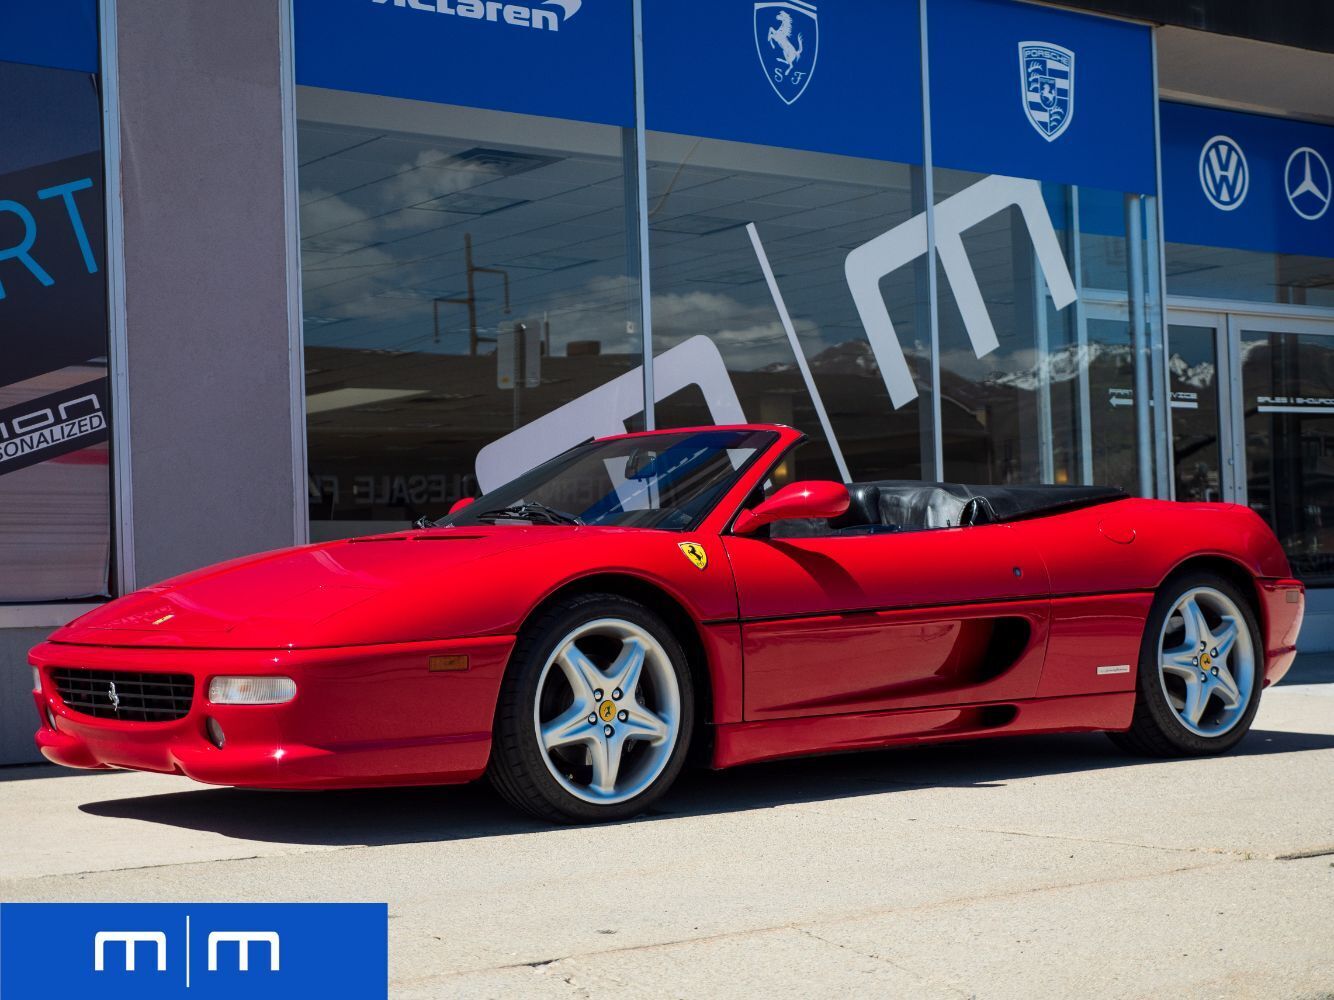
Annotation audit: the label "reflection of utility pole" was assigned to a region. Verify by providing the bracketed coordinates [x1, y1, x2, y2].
[433, 232, 511, 353]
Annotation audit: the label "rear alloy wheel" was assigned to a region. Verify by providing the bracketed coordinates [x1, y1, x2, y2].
[488, 594, 693, 823]
[1110, 572, 1262, 757]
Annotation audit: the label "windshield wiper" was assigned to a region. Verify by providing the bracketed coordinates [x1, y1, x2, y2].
[475, 502, 583, 526]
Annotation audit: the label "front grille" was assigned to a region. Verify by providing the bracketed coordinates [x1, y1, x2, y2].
[51, 668, 194, 722]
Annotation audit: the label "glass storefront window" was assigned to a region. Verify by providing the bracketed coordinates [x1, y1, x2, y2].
[297, 89, 640, 539]
[1241, 327, 1334, 584]
[933, 170, 1163, 494]
[645, 134, 929, 483]
[1167, 245, 1334, 309]
[0, 59, 111, 601]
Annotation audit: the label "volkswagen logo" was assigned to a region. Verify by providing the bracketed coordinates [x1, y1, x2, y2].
[1199, 135, 1249, 211]
[107, 680, 120, 713]
[1285, 146, 1331, 221]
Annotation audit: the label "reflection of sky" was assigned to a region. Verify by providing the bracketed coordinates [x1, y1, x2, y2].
[298, 121, 638, 358]
[298, 121, 928, 374]
[0, 62, 102, 175]
[299, 118, 1173, 420]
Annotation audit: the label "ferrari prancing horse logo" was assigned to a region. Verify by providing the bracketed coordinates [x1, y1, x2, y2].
[678, 541, 708, 571]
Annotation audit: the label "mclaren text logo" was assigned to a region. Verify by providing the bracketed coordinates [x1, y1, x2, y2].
[371, 0, 580, 31]
[1199, 135, 1248, 211]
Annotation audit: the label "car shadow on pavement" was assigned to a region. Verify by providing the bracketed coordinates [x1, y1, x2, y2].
[77, 726, 1334, 847]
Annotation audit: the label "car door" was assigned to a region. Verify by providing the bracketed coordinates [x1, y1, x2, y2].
[723, 523, 1052, 721]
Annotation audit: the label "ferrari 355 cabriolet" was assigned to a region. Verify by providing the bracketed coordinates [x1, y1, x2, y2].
[32, 424, 1304, 822]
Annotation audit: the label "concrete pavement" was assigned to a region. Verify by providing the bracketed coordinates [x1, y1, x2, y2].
[2, 658, 1332, 999]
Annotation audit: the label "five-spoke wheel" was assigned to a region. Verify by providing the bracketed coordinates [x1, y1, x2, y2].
[1111, 571, 1263, 757]
[489, 594, 693, 822]
[534, 619, 680, 806]
[1156, 586, 1255, 738]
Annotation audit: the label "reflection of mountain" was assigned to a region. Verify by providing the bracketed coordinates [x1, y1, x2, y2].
[1168, 353, 1216, 389]
[761, 339, 890, 378]
[983, 343, 1215, 392]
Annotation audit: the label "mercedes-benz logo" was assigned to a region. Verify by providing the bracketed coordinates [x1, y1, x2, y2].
[1199, 135, 1248, 211]
[1285, 146, 1331, 221]
[107, 680, 120, 713]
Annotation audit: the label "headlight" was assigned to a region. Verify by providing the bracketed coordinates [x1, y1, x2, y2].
[207, 676, 296, 705]
[32, 666, 42, 693]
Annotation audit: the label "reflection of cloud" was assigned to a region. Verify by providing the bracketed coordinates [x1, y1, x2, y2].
[301, 149, 491, 242]
[649, 288, 809, 370]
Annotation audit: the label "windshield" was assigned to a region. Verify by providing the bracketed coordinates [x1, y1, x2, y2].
[440, 429, 776, 531]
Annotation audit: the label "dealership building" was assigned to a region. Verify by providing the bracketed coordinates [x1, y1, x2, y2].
[3, 0, 1334, 763]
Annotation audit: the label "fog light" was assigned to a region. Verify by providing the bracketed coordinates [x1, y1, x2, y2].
[205, 717, 226, 749]
[32, 666, 41, 693]
[207, 676, 296, 705]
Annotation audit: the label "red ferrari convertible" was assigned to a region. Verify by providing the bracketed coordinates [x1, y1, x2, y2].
[32, 425, 1304, 822]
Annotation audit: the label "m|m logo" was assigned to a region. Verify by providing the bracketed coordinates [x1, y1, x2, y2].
[2, 902, 387, 998]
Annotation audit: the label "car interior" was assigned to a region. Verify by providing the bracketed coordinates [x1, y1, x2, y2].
[768, 481, 1128, 538]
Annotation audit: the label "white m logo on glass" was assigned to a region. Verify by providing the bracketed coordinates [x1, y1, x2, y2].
[208, 930, 281, 972]
[845, 174, 1077, 409]
[94, 930, 167, 972]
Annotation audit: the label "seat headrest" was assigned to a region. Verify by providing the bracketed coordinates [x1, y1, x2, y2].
[875, 484, 969, 529]
[831, 483, 882, 528]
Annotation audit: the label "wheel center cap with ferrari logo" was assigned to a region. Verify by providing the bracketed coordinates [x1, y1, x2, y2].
[1200, 652, 1212, 670]
[598, 700, 617, 723]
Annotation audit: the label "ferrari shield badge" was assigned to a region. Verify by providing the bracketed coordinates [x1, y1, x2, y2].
[755, 1, 818, 105]
[678, 541, 708, 571]
[1019, 41, 1075, 142]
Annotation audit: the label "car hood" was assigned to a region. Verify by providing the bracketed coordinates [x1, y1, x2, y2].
[49, 527, 573, 650]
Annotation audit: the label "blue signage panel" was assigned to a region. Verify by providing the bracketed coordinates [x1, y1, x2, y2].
[645, 0, 923, 164]
[294, 0, 634, 127]
[929, 0, 1156, 194]
[0, 903, 389, 999]
[1162, 101, 1334, 258]
[0, 2, 99, 73]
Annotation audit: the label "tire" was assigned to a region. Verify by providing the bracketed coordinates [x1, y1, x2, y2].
[488, 593, 695, 823]
[1109, 570, 1263, 757]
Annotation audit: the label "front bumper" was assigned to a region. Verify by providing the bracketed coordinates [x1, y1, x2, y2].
[31, 635, 515, 789]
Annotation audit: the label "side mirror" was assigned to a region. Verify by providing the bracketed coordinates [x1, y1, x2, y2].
[733, 481, 850, 536]
[448, 497, 475, 515]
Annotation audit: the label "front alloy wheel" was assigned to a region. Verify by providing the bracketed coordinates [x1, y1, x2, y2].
[489, 594, 693, 822]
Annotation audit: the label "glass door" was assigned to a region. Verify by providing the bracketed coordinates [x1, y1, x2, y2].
[1232, 314, 1334, 585]
[1165, 312, 1233, 502]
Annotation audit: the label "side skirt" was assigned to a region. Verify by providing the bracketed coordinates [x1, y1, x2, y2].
[710, 692, 1135, 769]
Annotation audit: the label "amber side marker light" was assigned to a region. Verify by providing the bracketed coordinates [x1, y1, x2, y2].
[429, 655, 469, 672]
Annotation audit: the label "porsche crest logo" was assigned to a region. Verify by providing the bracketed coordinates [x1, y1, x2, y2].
[678, 541, 708, 571]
